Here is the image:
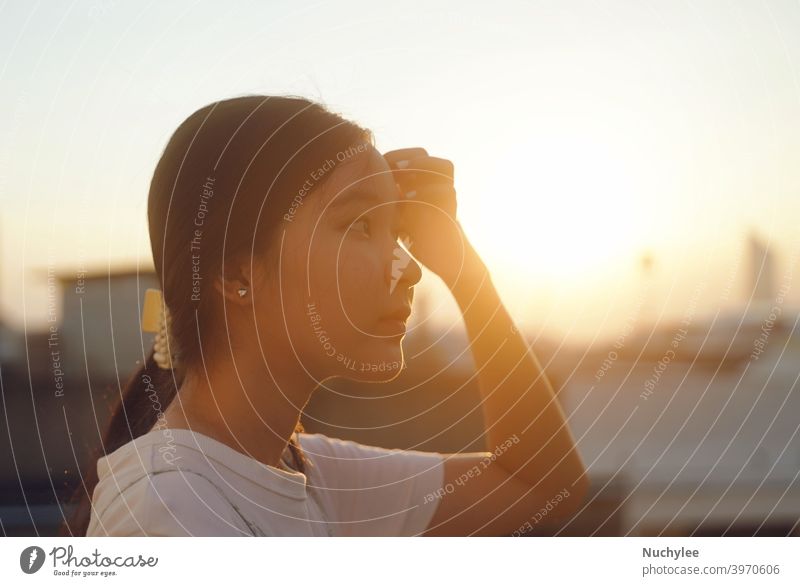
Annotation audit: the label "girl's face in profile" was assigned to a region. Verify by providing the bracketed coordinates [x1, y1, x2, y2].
[255, 144, 422, 382]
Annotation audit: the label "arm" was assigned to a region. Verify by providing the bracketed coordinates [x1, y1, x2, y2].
[425, 238, 589, 536]
[383, 148, 589, 536]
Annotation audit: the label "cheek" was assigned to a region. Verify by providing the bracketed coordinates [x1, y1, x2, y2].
[335, 245, 384, 312]
[279, 220, 387, 336]
[304, 240, 385, 331]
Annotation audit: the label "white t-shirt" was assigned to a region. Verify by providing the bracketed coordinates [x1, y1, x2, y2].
[86, 428, 445, 537]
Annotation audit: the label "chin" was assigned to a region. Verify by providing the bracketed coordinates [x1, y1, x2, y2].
[335, 342, 405, 382]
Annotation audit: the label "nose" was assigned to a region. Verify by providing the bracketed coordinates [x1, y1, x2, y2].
[387, 237, 422, 294]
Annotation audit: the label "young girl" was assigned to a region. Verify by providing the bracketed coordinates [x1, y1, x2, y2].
[68, 95, 588, 536]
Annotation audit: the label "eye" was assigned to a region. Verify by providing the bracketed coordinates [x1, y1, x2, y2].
[350, 217, 371, 237]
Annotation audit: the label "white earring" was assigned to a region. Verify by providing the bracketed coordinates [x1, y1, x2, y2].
[237, 287, 248, 298]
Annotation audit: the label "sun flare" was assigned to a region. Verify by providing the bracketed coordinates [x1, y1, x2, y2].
[462, 132, 647, 284]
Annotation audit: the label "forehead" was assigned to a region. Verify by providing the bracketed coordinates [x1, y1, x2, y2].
[315, 145, 398, 209]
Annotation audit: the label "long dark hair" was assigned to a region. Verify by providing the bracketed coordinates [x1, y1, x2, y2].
[63, 95, 373, 536]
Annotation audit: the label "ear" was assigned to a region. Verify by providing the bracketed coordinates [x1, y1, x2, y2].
[212, 255, 254, 307]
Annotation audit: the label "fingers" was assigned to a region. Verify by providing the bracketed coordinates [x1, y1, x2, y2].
[383, 148, 453, 183]
[398, 182, 457, 219]
[399, 155, 454, 180]
[391, 157, 455, 200]
[383, 147, 429, 168]
[384, 148, 457, 219]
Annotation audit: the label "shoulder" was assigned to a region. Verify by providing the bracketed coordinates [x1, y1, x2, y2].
[297, 432, 445, 486]
[296, 433, 446, 536]
[298, 431, 441, 460]
[296, 431, 373, 457]
[299, 431, 445, 459]
[88, 438, 251, 536]
[297, 432, 412, 468]
[90, 467, 253, 536]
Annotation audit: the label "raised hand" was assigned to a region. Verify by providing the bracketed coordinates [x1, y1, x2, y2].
[383, 147, 482, 289]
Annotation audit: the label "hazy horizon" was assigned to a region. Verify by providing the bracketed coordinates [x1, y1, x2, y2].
[2, 0, 800, 342]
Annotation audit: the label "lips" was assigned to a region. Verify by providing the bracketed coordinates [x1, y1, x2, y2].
[376, 306, 411, 337]
[381, 307, 411, 322]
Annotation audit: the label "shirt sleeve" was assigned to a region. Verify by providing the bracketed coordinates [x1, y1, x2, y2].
[88, 470, 253, 536]
[299, 433, 445, 536]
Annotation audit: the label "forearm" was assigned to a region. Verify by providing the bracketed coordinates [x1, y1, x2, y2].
[448, 245, 588, 501]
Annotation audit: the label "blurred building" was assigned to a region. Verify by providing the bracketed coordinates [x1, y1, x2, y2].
[530, 234, 800, 536]
[56, 266, 159, 382]
[0, 265, 158, 536]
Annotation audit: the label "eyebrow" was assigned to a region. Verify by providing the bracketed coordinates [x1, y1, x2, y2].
[328, 189, 390, 212]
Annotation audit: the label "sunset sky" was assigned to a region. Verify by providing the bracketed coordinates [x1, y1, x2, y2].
[2, 0, 799, 341]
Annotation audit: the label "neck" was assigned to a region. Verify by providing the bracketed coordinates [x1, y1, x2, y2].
[162, 350, 320, 470]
